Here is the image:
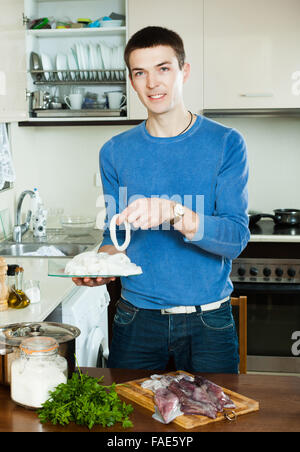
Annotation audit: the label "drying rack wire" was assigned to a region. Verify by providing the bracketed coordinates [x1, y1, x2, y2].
[30, 69, 126, 84]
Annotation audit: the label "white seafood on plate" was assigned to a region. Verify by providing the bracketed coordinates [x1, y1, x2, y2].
[64, 251, 142, 277]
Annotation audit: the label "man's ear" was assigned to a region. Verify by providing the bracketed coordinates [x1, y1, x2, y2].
[129, 74, 137, 92]
[182, 62, 191, 84]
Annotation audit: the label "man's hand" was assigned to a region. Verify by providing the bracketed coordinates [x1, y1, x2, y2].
[72, 245, 120, 287]
[116, 197, 199, 240]
[72, 276, 116, 287]
[116, 197, 174, 229]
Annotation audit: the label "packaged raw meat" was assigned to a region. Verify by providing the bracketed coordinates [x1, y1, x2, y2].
[194, 376, 236, 410]
[168, 380, 218, 419]
[140, 373, 236, 425]
[153, 388, 182, 424]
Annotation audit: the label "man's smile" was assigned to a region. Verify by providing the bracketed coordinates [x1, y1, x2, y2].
[148, 93, 167, 100]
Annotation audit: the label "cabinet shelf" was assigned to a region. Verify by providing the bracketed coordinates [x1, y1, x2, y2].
[30, 69, 126, 85]
[33, 109, 123, 118]
[26, 27, 126, 38]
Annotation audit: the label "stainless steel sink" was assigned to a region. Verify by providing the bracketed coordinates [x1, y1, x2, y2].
[0, 243, 90, 257]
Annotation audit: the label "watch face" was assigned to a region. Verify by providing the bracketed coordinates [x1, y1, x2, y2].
[175, 203, 185, 217]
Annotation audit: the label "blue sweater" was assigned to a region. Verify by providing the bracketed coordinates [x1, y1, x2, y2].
[99, 115, 250, 309]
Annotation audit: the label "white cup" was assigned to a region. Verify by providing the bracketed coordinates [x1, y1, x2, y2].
[107, 92, 126, 110]
[64, 94, 83, 110]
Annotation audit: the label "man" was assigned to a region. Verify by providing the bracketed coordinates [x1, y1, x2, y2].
[73, 26, 250, 373]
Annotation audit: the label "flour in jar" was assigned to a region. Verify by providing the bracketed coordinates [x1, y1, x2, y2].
[11, 355, 67, 409]
[64, 251, 142, 276]
[11, 337, 68, 409]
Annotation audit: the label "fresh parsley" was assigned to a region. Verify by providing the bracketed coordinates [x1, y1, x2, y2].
[38, 366, 133, 430]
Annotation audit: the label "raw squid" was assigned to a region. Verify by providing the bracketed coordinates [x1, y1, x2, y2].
[154, 388, 181, 423]
[194, 376, 236, 411]
[178, 378, 213, 404]
[168, 381, 218, 419]
[141, 373, 236, 424]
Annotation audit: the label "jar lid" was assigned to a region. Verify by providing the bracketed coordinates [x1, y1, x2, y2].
[20, 336, 59, 354]
[0, 322, 80, 347]
[7, 264, 18, 276]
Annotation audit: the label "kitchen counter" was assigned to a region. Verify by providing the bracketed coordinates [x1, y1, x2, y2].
[19, 228, 101, 245]
[0, 256, 75, 326]
[0, 368, 299, 432]
[0, 230, 102, 326]
[250, 234, 300, 242]
[249, 219, 300, 242]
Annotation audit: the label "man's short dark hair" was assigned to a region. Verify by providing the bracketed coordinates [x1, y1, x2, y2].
[124, 26, 186, 76]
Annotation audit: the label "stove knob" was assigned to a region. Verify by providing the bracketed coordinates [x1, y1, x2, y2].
[287, 268, 296, 278]
[237, 267, 246, 276]
[275, 268, 283, 277]
[250, 267, 258, 276]
[263, 267, 271, 277]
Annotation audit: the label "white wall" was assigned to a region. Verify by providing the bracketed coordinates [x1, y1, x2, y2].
[3, 116, 300, 227]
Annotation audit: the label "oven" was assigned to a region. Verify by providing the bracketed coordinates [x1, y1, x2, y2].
[230, 224, 300, 374]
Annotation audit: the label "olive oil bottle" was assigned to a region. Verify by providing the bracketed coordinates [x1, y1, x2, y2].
[0, 257, 9, 311]
[7, 266, 30, 309]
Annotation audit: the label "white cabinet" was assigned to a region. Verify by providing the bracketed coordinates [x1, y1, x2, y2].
[127, 0, 204, 120]
[0, 0, 27, 122]
[204, 0, 300, 109]
[0, 0, 128, 123]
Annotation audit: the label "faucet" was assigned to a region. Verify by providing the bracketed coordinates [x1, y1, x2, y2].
[13, 190, 36, 243]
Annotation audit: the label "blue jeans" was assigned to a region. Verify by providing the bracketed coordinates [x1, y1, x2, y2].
[107, 298, 239, 373]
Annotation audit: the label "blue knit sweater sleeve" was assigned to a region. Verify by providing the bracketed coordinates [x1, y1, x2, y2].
[99, 140, 125, 248]
[184, 129, 250, 259]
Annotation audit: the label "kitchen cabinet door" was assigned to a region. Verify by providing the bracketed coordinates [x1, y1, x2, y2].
[0, 0, 28, 122]
[127, 0, 204, 119]
[204, 0, 300, 109]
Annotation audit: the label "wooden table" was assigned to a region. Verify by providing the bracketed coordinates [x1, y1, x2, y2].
[0, 368, 299, 432]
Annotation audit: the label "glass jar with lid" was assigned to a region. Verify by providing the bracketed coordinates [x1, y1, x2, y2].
[10, 336, 68, 409]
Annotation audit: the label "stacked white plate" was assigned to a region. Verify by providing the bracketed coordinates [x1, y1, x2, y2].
[41, 53, 53, 80]
[56, 53, 68, 80]
[40, 43, 125, 81]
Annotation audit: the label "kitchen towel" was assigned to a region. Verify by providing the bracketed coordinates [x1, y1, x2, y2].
[0, 123, 15, 190]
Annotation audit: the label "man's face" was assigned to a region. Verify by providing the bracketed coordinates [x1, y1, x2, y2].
[129, 45, 190, 115]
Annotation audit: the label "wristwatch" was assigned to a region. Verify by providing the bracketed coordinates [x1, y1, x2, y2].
[170, 203, 185, 225]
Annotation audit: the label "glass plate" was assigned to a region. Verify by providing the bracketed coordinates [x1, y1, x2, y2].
[48, 258, 141, 278]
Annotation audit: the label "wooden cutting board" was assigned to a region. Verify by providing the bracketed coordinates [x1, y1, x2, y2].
[116, 371, 259, 429]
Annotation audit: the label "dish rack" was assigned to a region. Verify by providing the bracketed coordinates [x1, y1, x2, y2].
[30, 69, 126, 85]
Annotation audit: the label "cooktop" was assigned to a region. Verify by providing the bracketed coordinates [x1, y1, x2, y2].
[250, 219, 300, 236]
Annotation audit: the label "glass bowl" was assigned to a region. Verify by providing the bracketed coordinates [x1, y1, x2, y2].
[60, 216, 96, 236]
